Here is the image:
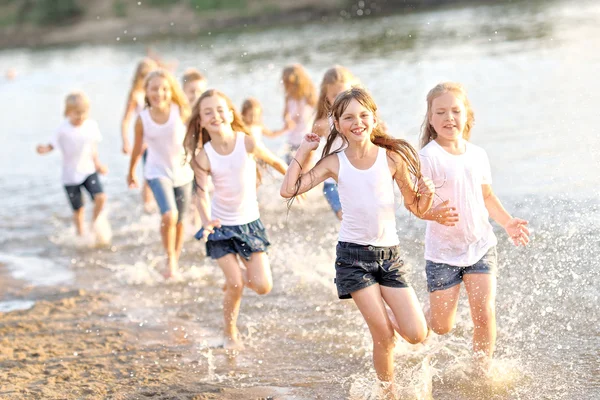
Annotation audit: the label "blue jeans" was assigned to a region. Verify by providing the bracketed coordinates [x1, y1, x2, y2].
[147, 178, 192, 223]
[425, 246, 497, 292]
[323, 181, 342, 214]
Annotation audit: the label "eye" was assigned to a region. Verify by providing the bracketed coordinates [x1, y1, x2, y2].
[453, 109, 461, 113]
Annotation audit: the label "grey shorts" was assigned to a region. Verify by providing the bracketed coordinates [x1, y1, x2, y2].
[335, 241, 409, 300]
[425, 246, 497, 292]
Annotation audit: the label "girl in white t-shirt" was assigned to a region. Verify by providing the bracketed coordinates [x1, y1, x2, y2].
[281, 87, 435, 395]
[184, 89, 287, 350]
[418, 82, 530, 372]
[37, 91, 108, 238]
[127, 69, 193, 279]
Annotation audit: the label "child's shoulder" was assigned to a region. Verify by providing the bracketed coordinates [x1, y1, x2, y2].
[419, 140, 440, 156]
[465, 141, 488, 158]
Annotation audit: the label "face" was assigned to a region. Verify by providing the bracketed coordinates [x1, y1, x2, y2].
[326, 82, 351, 105]
[67, 103, 89, 126]
[199, 95, 234, 134]
[429, 91, 467, 143]
[334, 98, 377, 144]
[146, 76, 172, 109]
[184, 79, 207, 105]
[242, 106, 261, 126]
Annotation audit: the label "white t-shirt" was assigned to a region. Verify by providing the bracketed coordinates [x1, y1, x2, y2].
[50, 119, 102, 185]
[419, 139, 497, 266]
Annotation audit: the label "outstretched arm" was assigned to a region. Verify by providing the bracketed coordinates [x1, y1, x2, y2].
[121, 96, 138, 154]
[280, 133, 335, 198]
[245, 135, 287, 175]
[36, 144, 54, 154]
[482, 184, 529, 246]
[127, 117, 144, 188]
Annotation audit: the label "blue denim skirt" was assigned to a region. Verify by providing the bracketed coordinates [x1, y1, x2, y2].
[195, 218, 270, 260]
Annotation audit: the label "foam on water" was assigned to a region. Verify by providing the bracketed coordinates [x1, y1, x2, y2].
[0, 299, 35, 313]
[0, 253, 74, 287]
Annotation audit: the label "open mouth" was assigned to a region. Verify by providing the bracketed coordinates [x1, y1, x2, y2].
[351, 127, 366, 135]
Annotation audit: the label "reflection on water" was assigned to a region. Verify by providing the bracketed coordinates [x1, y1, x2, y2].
[0, 0, 599, 398]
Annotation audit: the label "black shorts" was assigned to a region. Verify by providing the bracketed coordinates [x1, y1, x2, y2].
[64, 173, 104, 211]
[335, 241, 409, 299]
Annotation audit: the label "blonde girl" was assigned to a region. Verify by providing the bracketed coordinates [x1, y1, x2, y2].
[127, 69, 193, 279]
[281, 87, 435, 393]
[419, 82, 530, 372]
[184, 89, 287, 350]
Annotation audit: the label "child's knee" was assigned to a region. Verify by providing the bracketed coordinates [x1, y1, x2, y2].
[371, 324, 396, 350]
[430, 319, 454, 335]
[251, 279, 272, 295]
[403, 325, 428, 344]
[161, 211, 178, 226]
[94, 193, 106, 203]
[224, 279, 244, 296]
[473, 303, 495, 326]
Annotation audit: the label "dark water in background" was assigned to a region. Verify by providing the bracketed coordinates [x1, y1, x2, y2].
[0, 0, 599, 398]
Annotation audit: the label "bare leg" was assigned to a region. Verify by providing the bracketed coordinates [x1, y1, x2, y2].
[73, 207, 85, 236]
[92, 193, 106, 222]
[463, 274, 497, 369]
[240, 252, 272, 295]
[159, 211, 178, 278]
[380, 286, 427, 344]
[175, 221, 185, 261]
[142, 181, 155, 213]
[335, 210, 343, 221]
[427, 284, 461, 335]
[216, 254, 245, 350]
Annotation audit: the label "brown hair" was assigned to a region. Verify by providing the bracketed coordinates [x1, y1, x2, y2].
[420, 82, 475, 149]
[282, 64, 317, 107]
[144, 68, 190, 122]
[181, 68, 206, 87]
[64, 91, 89, 116]
[315, 65, 358, 121]
[127, 58, 157, 104]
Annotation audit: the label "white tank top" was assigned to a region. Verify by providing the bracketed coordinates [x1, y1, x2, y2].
[337, 147, 399, 246]
[204, 132, 260, 226]
[140, 104, 194, 187]
[286, 98, 314, 147]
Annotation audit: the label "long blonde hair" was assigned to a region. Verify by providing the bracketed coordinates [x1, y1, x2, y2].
[315, 65, 357, 121]
[127, 58, 157, 102]
[282, 64, 317, 106]
[420, 82, 475, 149]
[144, 68, 190, 122]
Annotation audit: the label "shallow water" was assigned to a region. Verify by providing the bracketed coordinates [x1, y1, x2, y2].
[1, 0, 599, 398]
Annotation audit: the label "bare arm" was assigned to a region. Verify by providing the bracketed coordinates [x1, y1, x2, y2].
[390, 152, 435, 218]
[482, 184, 530, 246]
[127, 117, 144, 188]
[36, 144, 54, 154]
[280, 133, 335, 198]
[192, 150, 221, 239]
[121, 96, 138, 154]
[245, 135, 287, 175]
[92, 143, 108, 175]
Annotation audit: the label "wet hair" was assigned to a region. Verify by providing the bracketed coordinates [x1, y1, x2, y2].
[282, 64, 317, 107]
[143, 68, 190, 122]
[64, 91, 89, 115]
[420, 82, 475, 149]
[315, 65, 358, 121]
[181, 68, 206, 87]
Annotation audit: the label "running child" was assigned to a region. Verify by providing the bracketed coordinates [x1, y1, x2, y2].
[127, 69, 194, 279]
[181, 68, 207, 106]
[184, 89, 287, 350]
[240, 97, 294, 143]
[37, 91, 108, 240]
[280, 87, 435, 394]
[418, 82, 530, 372]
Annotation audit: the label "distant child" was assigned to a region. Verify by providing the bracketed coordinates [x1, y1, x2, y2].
[418, 82, 530, 373]
[127, 69, 194, 279]
[312, 65, 359, 220]
[121, 57, 158, 212]
[181, 68, 207, 107]
[281, 87, 435, 394]
[240, 97, 294, 143]
[271, 64, 317, 163]
[184, 89, 287, 350]
[37, 92, 108, 239]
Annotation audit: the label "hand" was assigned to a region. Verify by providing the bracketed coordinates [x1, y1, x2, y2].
[127, 173, 138, 189]
[299, 133, 320, 152]
[429, 200, 459, 226]
[417, 176, 435, 198]
[36, 144, 51, 154]
[96, 164, 109, 175]
[200, 219, 221, 240]
[284, 114, 296, 131]
[122, 141, 131, 155]
[504, 217, 530, 246]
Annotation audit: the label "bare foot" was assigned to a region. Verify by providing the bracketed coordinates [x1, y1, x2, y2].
[161, 258, 181, 280]
[223, 335, 245, 351]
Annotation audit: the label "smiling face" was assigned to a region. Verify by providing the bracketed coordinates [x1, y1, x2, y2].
[199, 94, 234, 135]
[146, 76, 172, 109]
[429, 91, 467, 144]
[334, 98, 377, 144]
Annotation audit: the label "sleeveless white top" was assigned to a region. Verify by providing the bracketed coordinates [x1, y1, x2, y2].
[286, 98, 314, 147]
[337, 147, 399, 247]
[204, 132, 260, 226]
[140, 104, 193, 187]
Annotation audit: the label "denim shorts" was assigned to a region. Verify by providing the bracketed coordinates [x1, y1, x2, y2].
[197, 218, 270, 261]
[64, 173, 104, 211]
[335, 241, 409, 299]
[147, 178, 192, 223]
[425, 246, 497, 293]
[323, 182, 342, 214]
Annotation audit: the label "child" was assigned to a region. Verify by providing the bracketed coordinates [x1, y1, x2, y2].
[37, 91, 108, 239]
[181, 68, 207, 106]
[312, 65, 359, 220]
[127, 69, 193, 279]
[280, 87, 435, 393]
[271, 64, 317, 163]
[418, 82, 530, 373]
[184, 89, 287, 350]
[240, 97, 294, 143]
[121, 58, 158, 212]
